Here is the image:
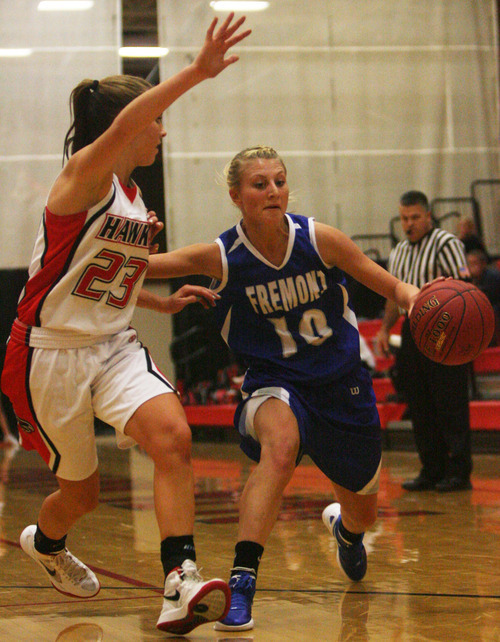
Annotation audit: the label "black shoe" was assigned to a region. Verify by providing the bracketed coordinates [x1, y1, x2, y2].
[401, 474, 437, 491]
[435, 476, 472, 492]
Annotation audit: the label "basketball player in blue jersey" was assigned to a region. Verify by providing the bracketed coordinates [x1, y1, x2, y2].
[141, 145, 422, 631]
[1, 15, 251, 635]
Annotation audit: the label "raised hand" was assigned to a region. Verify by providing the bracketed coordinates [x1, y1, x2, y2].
[193, 12, 252, 79]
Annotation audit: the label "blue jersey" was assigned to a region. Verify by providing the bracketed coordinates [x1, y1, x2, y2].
[211, 213, 362, 386]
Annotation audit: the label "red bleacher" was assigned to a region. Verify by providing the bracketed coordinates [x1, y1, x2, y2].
[184, 318, 500, 433]
[474, 346, 500, 373]
[358, 318, 500, 374]
[185, 398, 500, 431]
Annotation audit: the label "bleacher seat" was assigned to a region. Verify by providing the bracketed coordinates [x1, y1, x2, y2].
[183, 317, 500, 435]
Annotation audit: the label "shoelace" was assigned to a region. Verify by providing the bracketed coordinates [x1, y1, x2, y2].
[180, 560, 203, 583]
[55, 550, 91, 584]
[164, 560, 203, 597]
[230, 574, 255, 598]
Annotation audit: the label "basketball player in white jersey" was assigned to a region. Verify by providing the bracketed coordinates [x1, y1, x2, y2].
[1, 14, 251, 635]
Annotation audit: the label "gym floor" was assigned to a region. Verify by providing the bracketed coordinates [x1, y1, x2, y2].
[0, 436, 498, 641]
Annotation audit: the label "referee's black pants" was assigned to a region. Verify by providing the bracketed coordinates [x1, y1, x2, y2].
[397, 316, 472, 481]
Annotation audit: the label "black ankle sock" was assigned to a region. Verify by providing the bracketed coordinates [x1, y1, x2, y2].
[230, 540, 264, 578]
[161, 535, 196, 577]
[338, 519, 364, 546]
[34, 524, 66, 555]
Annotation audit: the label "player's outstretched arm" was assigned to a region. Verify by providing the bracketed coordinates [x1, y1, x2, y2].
[89, 13, 250, 167]
[314, 221, 419, 308]
[108, 12, 251, 146]
[147, 243, 223, 281]
[57, 14, 251, 205]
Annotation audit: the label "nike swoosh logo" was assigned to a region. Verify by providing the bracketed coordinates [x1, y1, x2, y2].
[164, 590, 181, 601]
[40, 562, 56, 577]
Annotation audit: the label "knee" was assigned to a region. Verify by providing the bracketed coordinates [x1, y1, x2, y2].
[146, 419, 192, 464]
[263, 438, 299, 481]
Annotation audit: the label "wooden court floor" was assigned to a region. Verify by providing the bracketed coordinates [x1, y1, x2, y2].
[0, 435, 498, 641]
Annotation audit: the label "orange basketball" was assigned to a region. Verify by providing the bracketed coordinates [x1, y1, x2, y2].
[409, 279, 495, 365]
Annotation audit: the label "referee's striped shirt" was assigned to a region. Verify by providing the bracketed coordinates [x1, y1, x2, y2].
[387, 228, 469, 287]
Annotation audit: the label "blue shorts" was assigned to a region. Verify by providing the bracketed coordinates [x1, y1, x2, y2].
[235, 363, 382, 494]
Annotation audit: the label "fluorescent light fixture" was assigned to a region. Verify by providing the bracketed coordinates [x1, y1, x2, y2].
[210, 1, 270, 11]
[0, 48, 33, 57]
[119, 47, 169, 58]
[38, 1, 94, 10]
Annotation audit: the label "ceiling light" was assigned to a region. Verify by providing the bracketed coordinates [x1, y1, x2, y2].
[119, 47, 169, 58]
[0, 48, 33, 57]
[38, 1, 94, 11]
[210, 1, 270, 11]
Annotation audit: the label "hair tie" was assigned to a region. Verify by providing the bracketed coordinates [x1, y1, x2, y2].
[90, 79, 99, 92]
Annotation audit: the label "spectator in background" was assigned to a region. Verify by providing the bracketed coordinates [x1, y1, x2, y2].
[467, 249, 500, 346]
[375, 190, 473, 493]
[458, 216, 489, 258]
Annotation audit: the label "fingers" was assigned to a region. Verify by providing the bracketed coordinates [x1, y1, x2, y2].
[206, 12, 234, 42]
[195, 12, 251, 79]
[206, 16, 218, 39]
[373, 333, 390, 358]
[147, 211, 164, 230]
[376, 343, 390, 358]
[218, 15, 247, 40]
[214, 12, 238, 38]
[224, 28, 252, 50]
[419, 277, 446, 293]
[195, 290, 220, 307]
[147, 211, 164, 254]
[211, 12, 250, 48]
[147, 211, 160, 228]
[178, 285, 220, 307]
[147, 219, 163, 231]
[222, 55, 239, 69]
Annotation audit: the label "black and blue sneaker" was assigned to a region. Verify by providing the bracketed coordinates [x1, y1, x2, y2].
[214, 570, 256, 631]
[322, 503, 367, 582]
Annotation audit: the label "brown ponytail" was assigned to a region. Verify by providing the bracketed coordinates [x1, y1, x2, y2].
[62, 75, 152, 160]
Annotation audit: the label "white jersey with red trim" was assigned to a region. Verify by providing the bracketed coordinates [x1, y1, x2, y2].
[16, 175, 150, 340]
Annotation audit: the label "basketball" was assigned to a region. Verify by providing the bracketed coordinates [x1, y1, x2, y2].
[409, 279, 495, 365]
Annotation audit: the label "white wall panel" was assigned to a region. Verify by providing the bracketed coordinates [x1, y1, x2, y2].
[0, 1, 120, 269]
[159, 0, 500, 255]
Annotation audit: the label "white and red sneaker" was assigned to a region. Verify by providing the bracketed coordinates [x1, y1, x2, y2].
[156, 559, 230, 634]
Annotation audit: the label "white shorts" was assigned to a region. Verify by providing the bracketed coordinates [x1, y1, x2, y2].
[11, 328, 175, 481]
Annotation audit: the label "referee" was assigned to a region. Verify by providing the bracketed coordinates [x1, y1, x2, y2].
[375, 190, 472, 492]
